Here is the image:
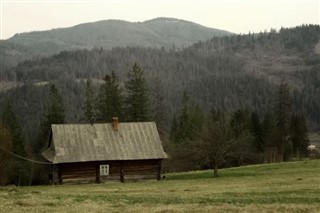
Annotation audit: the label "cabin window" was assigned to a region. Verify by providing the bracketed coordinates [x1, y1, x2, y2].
[100, 165, 109, 176]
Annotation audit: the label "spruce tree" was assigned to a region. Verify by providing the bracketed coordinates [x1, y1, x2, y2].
[124, 63, 149, 122]
[0, 123, 13, 186]
[230, 109, 252, 165]
[250, 112, 264, 153]
[36, 84, 65, 153]
[83, 79, 96, 124]
[2, 103, 28, 185]
[230, 109, 250, 139]
[170, 92, 204, 144]
[96, 71, 123, 122]
[274, 81, 291, 162]
[2, 103, 26, 157]
[149, 77, 167, 135]
[289, 113, 309, 159]
[261, 112, 278, 163]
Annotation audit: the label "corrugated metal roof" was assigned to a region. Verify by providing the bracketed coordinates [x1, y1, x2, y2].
[43, 122, 168, 164]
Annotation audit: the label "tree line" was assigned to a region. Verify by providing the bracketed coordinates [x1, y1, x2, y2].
[166, 81, 310, 176]
[0, 62, 313, 184]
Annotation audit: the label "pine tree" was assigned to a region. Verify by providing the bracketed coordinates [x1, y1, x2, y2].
[124, 63, 149, 122]
[170, 92, 204, 144]
[230, 109, 252, 165]
[83, 79, 96, 124]
[36, 84, 65, 153]
[274, 81, 291, 162]
[261, 112, 278, 163]
[2, 103, 26, 157]
[0, 123, 13, 186]
[149, 77, 167, 136]
[289, 113, 309, 159]
[96, 71, 123, 122]
[230, 109, 250, 139]
[250, 112, 264, 153]
[2, 103, 28, 185]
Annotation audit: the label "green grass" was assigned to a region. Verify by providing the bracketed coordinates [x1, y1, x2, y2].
[1, 160, 320, 212]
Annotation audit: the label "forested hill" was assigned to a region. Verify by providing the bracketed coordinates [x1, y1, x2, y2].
[0, 17, 231, 70]
[0, 24, 320, 146]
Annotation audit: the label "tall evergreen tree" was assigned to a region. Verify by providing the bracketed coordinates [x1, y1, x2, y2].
[167, 93, 205, 172]
[230, 109, 252, 165]
[124, 63, 149, 122]
[274, 81, 291, 162]
[2, 103, 26, 157]
[0, 123, 13, 186]
[82, 79, 96, 124]
[170, 92, 204, 144]
[32, 85, 65, 185]
[36, 84, 65, 153]
[289, 113, 309, 159]
[261, 112, 278, 163]
[96, 71, 123, 122]
[149, 77, 167, 135]
[2, 103, 29, 185]
[230, 109, 250, 139]
[250, 112, 264, 153]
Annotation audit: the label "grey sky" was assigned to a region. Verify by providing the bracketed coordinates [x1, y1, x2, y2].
[1, 0, 319, 40]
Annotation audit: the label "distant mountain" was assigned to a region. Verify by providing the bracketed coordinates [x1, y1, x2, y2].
[0, 18, 232, 71]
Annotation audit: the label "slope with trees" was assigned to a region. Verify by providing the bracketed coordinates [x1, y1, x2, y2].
[0, 18, 232, 70]
[0, 25, 319, 181]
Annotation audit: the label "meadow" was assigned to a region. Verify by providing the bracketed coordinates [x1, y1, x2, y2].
[1, 160, 320, 212]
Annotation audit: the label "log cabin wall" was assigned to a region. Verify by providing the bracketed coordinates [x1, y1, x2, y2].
[59, 162, 96, 184]
[121, 159, 161, 181]
[99, 159, 162, 183]
[57, 159, 162, 184]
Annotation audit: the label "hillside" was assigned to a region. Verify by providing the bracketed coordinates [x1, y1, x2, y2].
[0, 25, 319, 150]
[1, 160, 320, 212]
[0, 17, 231, 70]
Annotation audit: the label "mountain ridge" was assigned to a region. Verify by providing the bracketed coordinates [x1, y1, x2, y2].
[8, 17, 230, 40]
[0, 17, 232, 71]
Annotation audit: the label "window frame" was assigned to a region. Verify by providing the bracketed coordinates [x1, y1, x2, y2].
[99, 164, 109, 176]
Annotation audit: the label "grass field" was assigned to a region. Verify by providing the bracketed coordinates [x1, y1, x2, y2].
[1, 160, 320, 213]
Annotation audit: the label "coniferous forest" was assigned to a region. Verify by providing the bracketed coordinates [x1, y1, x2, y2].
[0, 24, 320, 185]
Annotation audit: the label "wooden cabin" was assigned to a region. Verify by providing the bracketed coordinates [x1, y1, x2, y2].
[42, 119, 168, 184]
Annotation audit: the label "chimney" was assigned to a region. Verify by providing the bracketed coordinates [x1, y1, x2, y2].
[112, 117, 119, 131]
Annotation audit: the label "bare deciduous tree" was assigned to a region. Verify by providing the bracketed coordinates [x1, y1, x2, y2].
[196, 116, 249, 177]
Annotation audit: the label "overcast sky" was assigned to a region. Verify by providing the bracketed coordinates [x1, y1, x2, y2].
[1, 0, 319, 40]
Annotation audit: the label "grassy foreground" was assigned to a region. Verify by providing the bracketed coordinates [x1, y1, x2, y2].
[1, 160, 320, 213]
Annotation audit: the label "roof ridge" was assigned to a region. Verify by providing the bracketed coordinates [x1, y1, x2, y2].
[51, 121, 156, 126]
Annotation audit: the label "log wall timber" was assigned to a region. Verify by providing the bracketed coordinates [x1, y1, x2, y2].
[60, 162, 96, 184]
[50, 165, 59, 184]
[57, 159, 162, 184]
[121, 160, 160, 181]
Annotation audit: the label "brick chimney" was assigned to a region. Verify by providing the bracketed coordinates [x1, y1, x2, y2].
[112, 117, 119, 131]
